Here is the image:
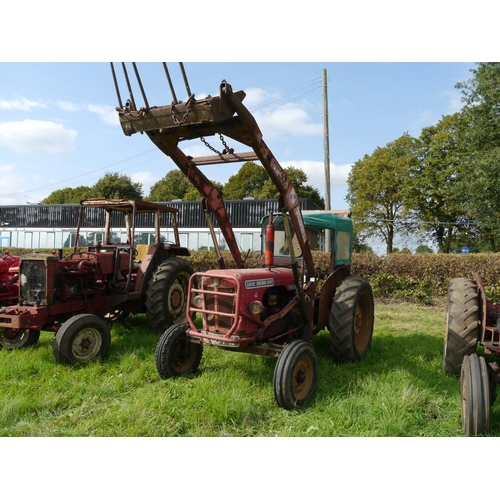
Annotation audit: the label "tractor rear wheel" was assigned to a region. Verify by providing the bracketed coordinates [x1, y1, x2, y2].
[146, 257, 193, 332]
[53, 314, 111, 365]
[443, 278, 480, 375]
[461, 353, 491, 436]
[273, 340, 318, 410]
[155, 323, 203, 378]
[329, 276, 374, 363]
[0, 328, 40, 349]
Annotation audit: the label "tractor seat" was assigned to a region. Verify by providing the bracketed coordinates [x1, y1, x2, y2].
[135, 244, 151, 263]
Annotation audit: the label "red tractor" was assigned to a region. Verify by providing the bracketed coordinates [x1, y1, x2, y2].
[0, 198, 193, 365]
[112, 63, 375, 409]
[0, 251, 20, 307]
[444, 272, 500, 435]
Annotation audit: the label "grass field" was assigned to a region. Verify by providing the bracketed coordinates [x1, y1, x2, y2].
[1, 299, 486, 438]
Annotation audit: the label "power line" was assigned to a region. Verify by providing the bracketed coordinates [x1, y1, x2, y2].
[4, 147, 160, 197]
[352, 216, 479, 227]
[5, 75, 324, 199]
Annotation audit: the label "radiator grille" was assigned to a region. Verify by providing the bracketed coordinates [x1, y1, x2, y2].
[202, 279, 236, 333]
[20, 260, 47, 305]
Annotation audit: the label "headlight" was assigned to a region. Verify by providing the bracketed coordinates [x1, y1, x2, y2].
[192, 294, 203, 307]
[248, 301, 265, 315]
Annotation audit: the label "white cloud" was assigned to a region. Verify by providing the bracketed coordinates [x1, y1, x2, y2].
[0, 164, 42, 205]
[440, 89, 464, 114]
[130, 171, 158, 196]
[0, 97, 47, 111]
[55, 100, 119, 125]
[0, 120, 77, 156]
[291, 160, 352, 191]
[259, 105, 322, 137]
[56, 100, 81, 112]
[244, 87, 322, 138]
[86, 104, 119, 125]
[243, 87, 274, 109]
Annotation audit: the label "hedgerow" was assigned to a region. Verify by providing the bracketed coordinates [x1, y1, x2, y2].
[4, 247, 500, 305]
[186, 250, 500, 304]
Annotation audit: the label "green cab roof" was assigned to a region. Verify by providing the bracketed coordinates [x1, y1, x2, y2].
[301, 211, 353, 233]
[261, 210, 353, 232]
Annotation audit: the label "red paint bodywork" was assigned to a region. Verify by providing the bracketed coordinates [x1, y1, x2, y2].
[0, 252, 20, 307]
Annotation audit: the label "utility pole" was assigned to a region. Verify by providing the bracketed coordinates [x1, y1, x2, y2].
[323, 68, 332, 252]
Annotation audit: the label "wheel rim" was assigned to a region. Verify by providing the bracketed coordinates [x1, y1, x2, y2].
[172, 337, 197, 372]
[353, 291, 373, 354]
[291, 354, 315, 401]
[0, 327, 37, 349]
[461, 355, 473, 435]
[167, 272, 190, 321]
[71, 327, 102, 361]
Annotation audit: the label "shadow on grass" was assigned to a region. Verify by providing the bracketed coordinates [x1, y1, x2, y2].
[310, 329, 500, 436]
[313, 328, 455, 389]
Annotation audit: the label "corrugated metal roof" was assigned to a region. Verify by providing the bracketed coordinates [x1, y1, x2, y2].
[0, 199, 321, 229]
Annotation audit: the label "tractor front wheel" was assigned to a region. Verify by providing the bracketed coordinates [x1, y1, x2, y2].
[461, 353, 491, 436]
[443, 278, 480, 375]
[0, 328, 40, 350]
[146, 257, 194, 332]
[273, 340, 318, 410]
[329, 276, 374, 363]
[53, 314, 111, 365]
[155, 323, 203, 379]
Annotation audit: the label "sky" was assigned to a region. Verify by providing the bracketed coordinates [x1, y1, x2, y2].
[0, 61, 475, 211]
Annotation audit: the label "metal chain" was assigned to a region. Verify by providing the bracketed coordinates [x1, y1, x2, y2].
[171, 94, 194, 125]
[200, 136, 222, 155]
[200, 133, 242, 160]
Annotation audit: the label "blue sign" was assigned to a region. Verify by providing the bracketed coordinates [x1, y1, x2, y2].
[462, 246, 470, 254]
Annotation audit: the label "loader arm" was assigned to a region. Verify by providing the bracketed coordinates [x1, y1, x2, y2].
[219, 82, 316, 280]
[145, 131, 246, 268]
[112, 66, 315, 279]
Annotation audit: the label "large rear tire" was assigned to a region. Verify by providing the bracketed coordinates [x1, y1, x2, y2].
[146, 257, 193, 332]
[443, 278, 479, 375]
[155, 323, 203, 379]
[53, 314, 111, 365]
[329, 276, 374, 363]
[273, 340, 318, 410]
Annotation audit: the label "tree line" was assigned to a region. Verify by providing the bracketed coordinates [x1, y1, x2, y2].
[42, 63, 498, 255]
[347, 62, 500, 254]
[41, 164, 324, 210]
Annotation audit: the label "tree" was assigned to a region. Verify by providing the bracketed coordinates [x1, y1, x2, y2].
[147, 170, 190, 202]
[41, 186, 92, 204]
[455, 62, 500, 251]
[223, 162, 268, 199]
[91, 172, 143, 200]
[260, 166, 324, 208]
[346, 133, 418, 254]
[415, 245, 434, 254]
[407, 113, 470, 253]
[183, 180, 224, 201]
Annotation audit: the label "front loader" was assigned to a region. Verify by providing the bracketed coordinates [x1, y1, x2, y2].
[111, 63, 374, 409]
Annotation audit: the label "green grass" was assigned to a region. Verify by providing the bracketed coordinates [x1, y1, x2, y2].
[0, 300, 485, 436]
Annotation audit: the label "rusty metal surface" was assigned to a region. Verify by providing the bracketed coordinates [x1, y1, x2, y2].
[117, 91, 247, 137]
[80, 198, 179, 214]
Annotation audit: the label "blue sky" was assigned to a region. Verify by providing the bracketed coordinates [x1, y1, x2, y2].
[0, 61, 475, 209]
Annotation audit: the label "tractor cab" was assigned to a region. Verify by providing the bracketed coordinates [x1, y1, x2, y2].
[260, 210, 354, 271]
